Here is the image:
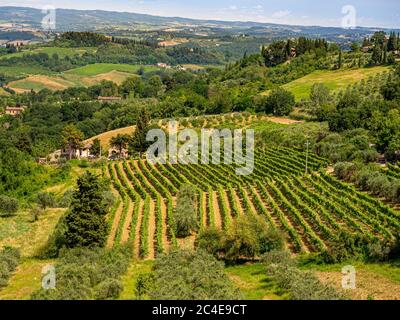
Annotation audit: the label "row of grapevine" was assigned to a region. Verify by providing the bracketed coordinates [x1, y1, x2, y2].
[265, 179, 325, 252]
[217, 185, 230, 230]
[256, 180, 304, 252]
[207, 187, 215, 228]
[198, 190, 205, 229]
[166, 196, 178, 247]
[114, 196, 130, 245]
[312, 174, 396, 238]
[305, 176, 388, 239]
[294, 176, 368, 236]
[130, 162, 158, 198]
[140, 196, 151, 258]
[226, 184, 241, 218]
[122, 162, 147, 198]
[145, 161, 179, 195]
[155, 195, 164, 255]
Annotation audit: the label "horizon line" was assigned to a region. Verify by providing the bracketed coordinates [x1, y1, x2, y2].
[1, 5, 400, 30]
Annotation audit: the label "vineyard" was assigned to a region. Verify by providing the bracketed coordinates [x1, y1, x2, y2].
[106, 146, 400, 259]
[386, 163, 400, 180]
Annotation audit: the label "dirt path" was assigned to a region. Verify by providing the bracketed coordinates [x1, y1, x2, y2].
[147, 200, 156, 260]
[265, 116, 303, 125]
[106, 200, 123, 249]
[212, 191, 222, 229]
[160, 198, 170, 252]
[121, 199, 134, 244]
[133, 200, 144, 258]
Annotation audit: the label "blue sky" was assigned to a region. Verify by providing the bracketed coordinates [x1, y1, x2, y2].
[3, 0, 400, 28]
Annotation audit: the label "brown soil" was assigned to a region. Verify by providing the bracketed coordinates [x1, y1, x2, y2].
[121, 199, 134, 243]
[133, 200, 144, 258]
[212, 191, 222, 229]
[106, 200, 123, 249]
[160, 198, 170, 252]
[317, 271, 400, 300]
[147, 200, 156, 260]
[201, 192, 207, 228]
[232, 188, 245, 216]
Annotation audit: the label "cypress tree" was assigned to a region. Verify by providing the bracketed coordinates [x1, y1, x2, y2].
[64, 172, 108, 248]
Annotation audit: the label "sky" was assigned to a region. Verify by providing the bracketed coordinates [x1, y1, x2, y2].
[1, 0, 400, 28]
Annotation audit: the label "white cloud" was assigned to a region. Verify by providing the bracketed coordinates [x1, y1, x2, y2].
[272, 10, 291, 19]
[228, 5, 238, 11]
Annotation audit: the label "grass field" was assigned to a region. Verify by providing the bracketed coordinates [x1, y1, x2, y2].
[65, 63, 158, 76]
[305, 261, 400, 300]
[8, 75, 76, 93]
[0, 165, 99, 257]
[0, 47, 96, 60]
[0, 208, 65, 257]
[0, 87, 9, 95]
[0, 65, 54, 78]
[264, 66, 390, 101]
[0, 259, 54, 300]
[5, 63, 160, 92]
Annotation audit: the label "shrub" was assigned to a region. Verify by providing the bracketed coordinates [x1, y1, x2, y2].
[36, 192, 56, 210]
[0, 247, 21, 288]
[78, 159, 89, 168]
[264, 88, 295, 116]
[196, 227, 224, 257]
[148, 249, 242, 300]
[223, 214, 284, 261]
[30, 205, 43, 222]
[0, 195, 19, 217]
[262, 250, 345, 300]
[58, 189, 74, 208]
[31, 246, 131, 300]
[95, 279, 123, 300]
[135, 273, 155, 300]
[174, 184, 199, 237]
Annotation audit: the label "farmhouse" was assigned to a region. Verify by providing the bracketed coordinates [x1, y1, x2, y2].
[3, 105, 27, 116]
[59, 142, 93, 160]
[6, 40, 29, 47]
[157, 62, 171, 69]
[97, 96, 122, 102]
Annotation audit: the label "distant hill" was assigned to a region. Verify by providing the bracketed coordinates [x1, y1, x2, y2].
[0, 6, 398, 36]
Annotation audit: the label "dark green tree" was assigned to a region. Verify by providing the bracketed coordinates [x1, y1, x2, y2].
[110, 134, 130, 157]
[264, 88, 295, 116]
[371, 46, 383, 65]
[64, 172, 108, 248]
[129, 108, 152, 156]
[338, 49, 342, 69]
[90, 138, 101, 157]
[387, 32, 397, 52]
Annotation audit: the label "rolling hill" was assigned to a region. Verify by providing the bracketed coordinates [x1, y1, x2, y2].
[263, 66, 390, 101]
